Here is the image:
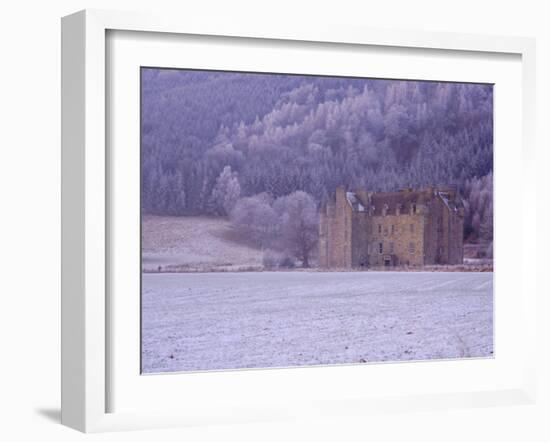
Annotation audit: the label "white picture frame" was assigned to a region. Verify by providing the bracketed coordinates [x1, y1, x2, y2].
[61, 9, 537, 433]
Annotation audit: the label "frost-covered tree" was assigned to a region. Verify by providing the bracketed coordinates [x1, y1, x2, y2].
[229, 193, 276, 246]
[273, 191, 318, 268]
[463, 173, 493, 242]
[230, 191, 319, 266]
[141, 68, 493, 232]
[211, 166, 241, 215]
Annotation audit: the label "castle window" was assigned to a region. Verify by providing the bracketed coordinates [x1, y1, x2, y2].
[409, 242, 415, 254]
[379, 242, 383, 254]
[412, 203, 417, 214]
[378, 224, 382, 234]
[383, 227, 388, 237]
[389, 242, 394, 253]
[382, 203, 388, 216]
[391, 225, 395, 235]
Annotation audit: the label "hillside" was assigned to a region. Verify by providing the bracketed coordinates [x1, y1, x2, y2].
[141, 69, 493, 217]
[141, 215, 263, 272]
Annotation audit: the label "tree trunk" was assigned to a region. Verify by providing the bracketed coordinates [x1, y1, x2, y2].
[302, 253, 310, 268]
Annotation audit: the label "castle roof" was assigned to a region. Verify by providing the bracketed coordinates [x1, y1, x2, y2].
[347, 187, 462, 214]
[346, 192, 366, 212]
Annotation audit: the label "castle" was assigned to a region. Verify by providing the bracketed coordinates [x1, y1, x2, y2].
[319, 186, 464, 268]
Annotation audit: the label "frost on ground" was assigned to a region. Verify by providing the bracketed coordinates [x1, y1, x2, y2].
[142, 215, 263, 272]
[141, 271, 493, 373]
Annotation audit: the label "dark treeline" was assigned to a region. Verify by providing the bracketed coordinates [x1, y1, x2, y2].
[141, 68, 493, 241]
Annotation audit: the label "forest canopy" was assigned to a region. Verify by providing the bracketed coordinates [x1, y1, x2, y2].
[141, 68, 493, 244]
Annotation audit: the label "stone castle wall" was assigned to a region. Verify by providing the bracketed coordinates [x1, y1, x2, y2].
[319, 187, 464, 269]
[367, 212, 425, 267]
[319, 187, 353, 268]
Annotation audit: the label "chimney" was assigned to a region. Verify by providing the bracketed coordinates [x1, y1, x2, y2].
[335, 185, 346, 204]
[438, 185, 457, 199]
[353, 188, 369, 206]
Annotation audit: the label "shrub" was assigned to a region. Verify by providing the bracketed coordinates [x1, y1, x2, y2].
[262, 250, 296, 269]
[262, 250, 279, 269]
[279, 256, 296, 269]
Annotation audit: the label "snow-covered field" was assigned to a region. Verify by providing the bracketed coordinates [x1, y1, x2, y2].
[141, 271, 493, 373]
[142, 215, 263, 272]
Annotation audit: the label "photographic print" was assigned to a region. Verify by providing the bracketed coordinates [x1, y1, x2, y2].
[140, 68, 493, 373]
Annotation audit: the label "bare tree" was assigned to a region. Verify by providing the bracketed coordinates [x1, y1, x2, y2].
[273, 191, 318, 268]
